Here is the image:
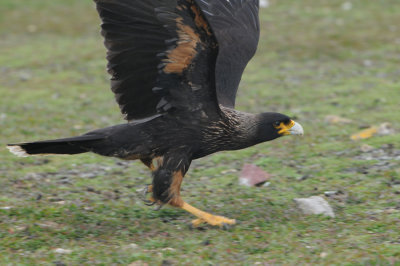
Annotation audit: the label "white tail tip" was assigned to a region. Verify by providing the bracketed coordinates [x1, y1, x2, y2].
[7, 145, 29, 157]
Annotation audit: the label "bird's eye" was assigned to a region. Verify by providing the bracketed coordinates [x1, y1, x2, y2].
[274, 121, 281, 127]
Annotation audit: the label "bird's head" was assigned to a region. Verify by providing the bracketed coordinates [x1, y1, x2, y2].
[255, 112, 304, 143]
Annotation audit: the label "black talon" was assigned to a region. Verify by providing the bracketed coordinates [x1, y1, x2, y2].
[140, 184, 156, 206]
[141, 184, 150, 197]
[144, 200, 156, 206]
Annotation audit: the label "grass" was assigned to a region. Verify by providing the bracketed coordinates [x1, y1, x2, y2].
[1, 0, 400, 265]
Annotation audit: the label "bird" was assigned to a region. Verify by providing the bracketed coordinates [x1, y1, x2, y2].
[7, 0, 304, 227]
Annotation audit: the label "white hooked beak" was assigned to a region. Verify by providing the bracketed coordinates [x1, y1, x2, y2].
[289, 121, 304, 136]
[276, 120, 304, 136]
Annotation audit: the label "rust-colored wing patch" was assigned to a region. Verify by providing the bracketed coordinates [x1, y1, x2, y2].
[190, 4, 212, 36]
[153, 0, 219, 114]
[164, 17, 200, 74]
[163, 0, 212, 74]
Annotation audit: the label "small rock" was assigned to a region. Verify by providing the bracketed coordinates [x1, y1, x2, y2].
[14, 225, 28, 231]
[324, 191, 337, 197]
[128, 243, 139, 249]
[0, 206, 12, 210]
[161, 248, 175, 252]
[122, 243, 140, 251]
[239, 164, 270, 187]
[36, 221, 60, 229]
[324, 115, 352, 124]
[221, 169, 237, 174]
[262, 182, 271, 187]
[81, 173, 97, 179]
[377, 122, 395, 136]
[294, 196, 335, 217]
[320, 252, 328, 258]
[54, 248, 72, 255]
[385, 208, 397, 214]
[100, 166, 112, 172]
[360, 144, 374, 153]
[25, 172, 44, 180]
[296, 174, 311, 181]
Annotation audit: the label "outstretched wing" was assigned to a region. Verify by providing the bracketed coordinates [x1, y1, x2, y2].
[95, 0, 219, 121]
[195, 0, 260, 108]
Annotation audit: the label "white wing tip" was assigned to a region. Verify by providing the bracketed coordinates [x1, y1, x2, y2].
[7, 145, 29, 157]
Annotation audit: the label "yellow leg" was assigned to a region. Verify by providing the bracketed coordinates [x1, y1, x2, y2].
[145, 166, 235, 227]
[180, 202, 236, 227]
[144, 190, 235, 227]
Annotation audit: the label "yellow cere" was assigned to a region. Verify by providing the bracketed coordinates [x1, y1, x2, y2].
[275, 120, 295, 135]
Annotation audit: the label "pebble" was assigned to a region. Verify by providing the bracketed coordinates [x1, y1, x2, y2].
[360, 144, 374, 153]
[377, 122, 395, 136]
[324, 115, 352, 124]
[54, 248, 72, 255]
[320, 252, 328, 258]
[324, 191, 338, 197]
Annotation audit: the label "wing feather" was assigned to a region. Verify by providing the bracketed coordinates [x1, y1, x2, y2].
[195, 0, 260, 108]
[95, 0, 219, 120]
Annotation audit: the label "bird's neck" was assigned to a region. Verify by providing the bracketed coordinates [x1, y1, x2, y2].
[219, 107, 259, 150]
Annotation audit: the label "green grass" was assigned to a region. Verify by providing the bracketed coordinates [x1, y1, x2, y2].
[1, 0, 399, 265]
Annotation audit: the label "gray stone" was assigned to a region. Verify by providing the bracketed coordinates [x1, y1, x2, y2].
[294, 196, 335, 217]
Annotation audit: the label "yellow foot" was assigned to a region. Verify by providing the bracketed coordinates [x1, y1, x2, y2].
[191, 215, 236, 228]
[180, 202, 236, 228]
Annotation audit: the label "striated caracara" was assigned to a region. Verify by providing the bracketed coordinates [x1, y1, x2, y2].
[8, 0, 304, 227]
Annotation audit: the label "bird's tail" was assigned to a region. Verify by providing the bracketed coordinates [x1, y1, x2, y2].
[7, 135, 104, 157]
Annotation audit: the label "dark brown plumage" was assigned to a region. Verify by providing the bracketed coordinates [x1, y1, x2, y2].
[7, 0, 303, 227]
